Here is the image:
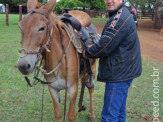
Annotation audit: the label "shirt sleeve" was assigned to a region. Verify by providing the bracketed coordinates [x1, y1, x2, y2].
[85, 16, 130, 58]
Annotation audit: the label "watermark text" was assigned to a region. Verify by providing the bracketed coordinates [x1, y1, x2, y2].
[151, 67, 160, 122]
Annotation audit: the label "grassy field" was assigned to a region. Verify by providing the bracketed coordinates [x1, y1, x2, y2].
[0, 14, 163, 122]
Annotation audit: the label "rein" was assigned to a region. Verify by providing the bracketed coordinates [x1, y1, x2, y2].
[40, 23, 74, 75]
[18, 10, 51, 87]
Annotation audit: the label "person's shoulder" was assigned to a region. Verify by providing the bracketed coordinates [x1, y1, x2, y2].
[122, 7, 130, 15]
[119, 7, 131, 21]
[117, 7, 135, 30]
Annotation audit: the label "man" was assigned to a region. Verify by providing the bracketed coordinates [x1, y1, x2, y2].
[83, 0, 142, 121]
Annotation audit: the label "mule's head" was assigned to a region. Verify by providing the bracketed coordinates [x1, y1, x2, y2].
[17, 0, 56, 75]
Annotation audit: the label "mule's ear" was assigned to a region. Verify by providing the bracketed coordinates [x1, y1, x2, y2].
[27, 0, 38, 12]
[42, 0, 56, 15]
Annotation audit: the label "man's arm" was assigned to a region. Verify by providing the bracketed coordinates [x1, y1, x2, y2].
[84, 16, 131, 58]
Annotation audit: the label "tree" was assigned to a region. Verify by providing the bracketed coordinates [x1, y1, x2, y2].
[126, 0, 156, 9]
[0, 0, 43, 7]
[79, 0, 105, 9]
[154, 0, 163, 28]
[0, 0, 26, 6]
[55, 0, 105, 10]
[56, 0, 85, 9]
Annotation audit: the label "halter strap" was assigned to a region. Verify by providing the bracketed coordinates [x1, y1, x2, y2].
[19, 10, 51, 57]
[28, 10, 49, 19]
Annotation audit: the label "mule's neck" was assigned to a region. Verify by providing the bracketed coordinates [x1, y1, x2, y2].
[43, 18, 67, 74]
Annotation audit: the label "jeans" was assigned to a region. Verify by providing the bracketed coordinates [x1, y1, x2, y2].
[101, 79, 133, 122]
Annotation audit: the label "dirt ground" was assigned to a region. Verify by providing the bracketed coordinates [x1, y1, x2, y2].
[94, 19, 163, 62]
[137, 19, 163, 62]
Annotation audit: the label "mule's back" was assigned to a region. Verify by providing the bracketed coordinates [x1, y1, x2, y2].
[68, 10, 91, 27]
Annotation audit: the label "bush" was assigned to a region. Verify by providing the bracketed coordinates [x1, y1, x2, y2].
[55, 0, 86, 10]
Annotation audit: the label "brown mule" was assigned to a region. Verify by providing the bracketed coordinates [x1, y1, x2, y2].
[17, 0, 96, 122]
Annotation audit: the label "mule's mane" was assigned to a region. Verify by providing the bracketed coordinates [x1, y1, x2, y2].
[49, 13, 64, 28]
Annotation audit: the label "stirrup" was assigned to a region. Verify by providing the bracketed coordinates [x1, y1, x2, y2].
[78, 105, 87, 112]
[85, 74, 94, 89]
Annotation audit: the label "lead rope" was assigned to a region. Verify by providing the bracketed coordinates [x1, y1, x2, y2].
[62, 24, 70, 122]
[62, 23, 81, 122]
[63, 55, 68, 122]
[41, 85, 45, 122]
[40, 23, 74, 76]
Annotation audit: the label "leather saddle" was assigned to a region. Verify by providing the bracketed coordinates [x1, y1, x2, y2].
[59, 11, 99, 47]
[59, 10, 100, 89]
[59, 13, 81, 31]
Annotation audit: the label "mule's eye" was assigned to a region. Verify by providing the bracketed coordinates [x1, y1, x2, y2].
[38, 27, 45, 32]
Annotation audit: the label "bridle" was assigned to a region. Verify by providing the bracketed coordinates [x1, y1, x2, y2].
[19, 9, 73, 88]
[19, 10, 51, 56]
[18, 10, 57, 87]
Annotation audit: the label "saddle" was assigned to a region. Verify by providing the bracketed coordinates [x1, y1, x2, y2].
[59, 10, 100, 48]
[59, 10, 100, 89]
[59, 13, 81, 31]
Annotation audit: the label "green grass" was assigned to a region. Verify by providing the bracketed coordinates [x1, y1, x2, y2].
[92, 17, 108, 23]
[0, 14, 163, 122]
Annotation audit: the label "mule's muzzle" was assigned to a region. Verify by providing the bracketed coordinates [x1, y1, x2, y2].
[17, 63, 31, 75]
[17, 53, 37, 75]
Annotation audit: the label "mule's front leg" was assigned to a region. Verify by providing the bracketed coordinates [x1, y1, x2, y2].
[48, 86, 62, 122]
[67, 85, 78, 122]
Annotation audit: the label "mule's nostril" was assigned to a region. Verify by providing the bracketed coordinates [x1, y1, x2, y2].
[27, 64, 31, 69]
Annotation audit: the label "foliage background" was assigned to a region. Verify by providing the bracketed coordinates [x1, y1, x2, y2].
[0, 0, 43, 7]
[55, 0, 105, 10]
[0, 0, 158, 10]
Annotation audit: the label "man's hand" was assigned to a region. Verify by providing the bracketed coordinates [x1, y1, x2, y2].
[82, 50, 88, 59]
[87, 44, 93, 48]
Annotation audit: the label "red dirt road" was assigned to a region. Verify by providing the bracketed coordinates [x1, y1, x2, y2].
[137, 19, 163, 62]
[94, 19, 163, 62]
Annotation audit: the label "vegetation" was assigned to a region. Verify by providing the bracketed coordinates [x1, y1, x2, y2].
[0, 14, 163, 122]
[0, 0, 43, 7]
[55, 0, 157, 10]
[55, 0, 85, 10]
[126, 0, 156, 9]
[55, 0, 105, 11]
[0, 0, 105, 10]
[0, 0, 158, 11]
[0, 0, 26, 6]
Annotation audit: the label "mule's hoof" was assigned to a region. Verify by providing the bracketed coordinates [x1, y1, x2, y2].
[78, 105, 87, 112]
[90, 118, 96, 122]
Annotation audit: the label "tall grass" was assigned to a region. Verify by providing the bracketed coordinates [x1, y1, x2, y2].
[0, 14, 163, 122]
